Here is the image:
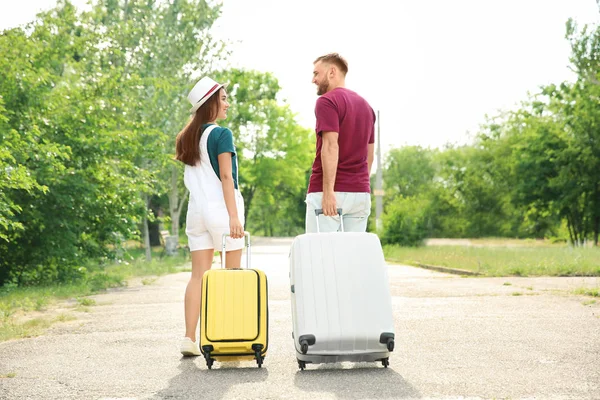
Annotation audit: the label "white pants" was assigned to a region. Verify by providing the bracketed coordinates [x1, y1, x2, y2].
[305, 192, 371, 233]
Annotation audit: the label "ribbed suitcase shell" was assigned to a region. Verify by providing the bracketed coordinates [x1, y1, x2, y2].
[200, 268, 268, 364]
[289, 232, 395, 366]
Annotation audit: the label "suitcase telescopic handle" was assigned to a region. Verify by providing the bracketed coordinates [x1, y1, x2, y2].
[221, 232, 251, 269]
[314, 208, 344, 233]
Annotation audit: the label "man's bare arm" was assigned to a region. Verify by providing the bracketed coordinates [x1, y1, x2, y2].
[321, 131, 339, 216]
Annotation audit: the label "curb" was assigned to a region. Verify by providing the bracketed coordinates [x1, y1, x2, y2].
[414, 263, 483, 276]
[386, 258, 483, 276]
[385, 260, 483, 276]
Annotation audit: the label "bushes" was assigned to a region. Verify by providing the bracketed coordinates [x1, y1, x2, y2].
[380, 195, 430, 247]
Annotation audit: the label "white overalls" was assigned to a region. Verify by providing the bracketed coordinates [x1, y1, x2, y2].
[184, 125, 245, 252]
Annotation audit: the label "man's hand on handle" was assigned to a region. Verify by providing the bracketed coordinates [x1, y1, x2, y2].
[321, 191, 337, 216]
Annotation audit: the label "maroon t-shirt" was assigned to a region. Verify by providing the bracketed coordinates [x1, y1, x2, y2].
[307, 87, 376, 194]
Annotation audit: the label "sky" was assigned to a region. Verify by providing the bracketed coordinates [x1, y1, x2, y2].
[1, 0, 599, 154]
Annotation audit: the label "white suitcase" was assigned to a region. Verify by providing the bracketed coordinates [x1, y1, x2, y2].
[289, 209, 395, 370]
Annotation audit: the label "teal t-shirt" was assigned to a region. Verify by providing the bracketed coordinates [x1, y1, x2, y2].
[202, 124, 238, 189]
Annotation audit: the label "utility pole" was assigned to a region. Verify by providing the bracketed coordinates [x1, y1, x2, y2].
[375, 110, 384, 232]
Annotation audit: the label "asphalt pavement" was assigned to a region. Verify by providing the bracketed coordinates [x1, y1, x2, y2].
[1, 237, 599, 400]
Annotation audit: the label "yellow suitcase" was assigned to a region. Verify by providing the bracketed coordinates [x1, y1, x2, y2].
[200, 233, 268, 369]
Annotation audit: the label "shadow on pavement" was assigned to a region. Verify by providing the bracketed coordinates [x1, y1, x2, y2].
[151, 358, 268, 400]
[294, 363, 421, 399]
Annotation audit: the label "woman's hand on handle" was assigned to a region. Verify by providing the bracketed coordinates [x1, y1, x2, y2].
[229, 216, 244, 239]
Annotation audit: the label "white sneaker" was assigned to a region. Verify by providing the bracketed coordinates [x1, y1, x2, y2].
[180, 337, 201, 357]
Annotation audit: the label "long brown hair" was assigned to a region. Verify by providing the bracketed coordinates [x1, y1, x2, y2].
[175, 88, 222, 166]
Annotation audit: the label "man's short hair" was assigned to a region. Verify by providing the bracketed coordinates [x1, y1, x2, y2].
[314, 53, 348, 76]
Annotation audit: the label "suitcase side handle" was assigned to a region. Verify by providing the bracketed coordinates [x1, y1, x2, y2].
[221, 232, 251, 269]
[314, 208, 344, 233]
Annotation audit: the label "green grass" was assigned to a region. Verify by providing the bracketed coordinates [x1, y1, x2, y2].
[0, 246, 189, 342]
[0, 313, 78, 341]
[77, 298, 96, 306]
[55, 313, 77, 323]
[0, 316, 53, 342]
[573, 288, 600, 297]
[384, 244, 600, 277]
[141, 278, 157, 286]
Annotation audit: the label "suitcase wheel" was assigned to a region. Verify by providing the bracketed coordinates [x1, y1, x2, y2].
[298, 360, 306, 371]
[298, 335, 315, 354]
[252, 344, 264, 368]
[387, 339, 395, 352]
[380, 333, 395, 352]
[300, 342, 309, 354]
[202, 345, 215, 369]
[381, 358, 389, 368]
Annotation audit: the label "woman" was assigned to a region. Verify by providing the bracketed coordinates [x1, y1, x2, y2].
[175, 76, 245, 356]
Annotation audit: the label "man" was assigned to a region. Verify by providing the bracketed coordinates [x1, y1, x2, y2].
[306, 53, 375, 233]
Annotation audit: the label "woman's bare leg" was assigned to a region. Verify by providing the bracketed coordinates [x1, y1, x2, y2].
[184, 249, 214, 341]
[225, 249, 242, 269]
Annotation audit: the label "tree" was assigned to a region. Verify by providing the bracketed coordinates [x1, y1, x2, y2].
[0, 2, 152, 285]
[566, 18, 600, 86]
[86, 0, 227, 258]
[542, 83, 600, 245]
[477, 84, 599, 247]
[0, 0, 227, 285]
[382, 146, 436, 204]
[564, 20, 600, 245]
[380, 195, 430, 246]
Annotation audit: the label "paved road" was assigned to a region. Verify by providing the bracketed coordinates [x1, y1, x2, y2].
[1, 237, 599, 400]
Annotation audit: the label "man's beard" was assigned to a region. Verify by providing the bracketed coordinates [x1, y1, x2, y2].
[317, 78, 329, 96]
